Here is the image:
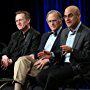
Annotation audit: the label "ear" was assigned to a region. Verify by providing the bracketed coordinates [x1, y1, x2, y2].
[79, 14, 81, 19]
[26, 19, 30, 24]
[77, 14, 81, 20]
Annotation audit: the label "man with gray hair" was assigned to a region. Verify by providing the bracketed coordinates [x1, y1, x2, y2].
[14, 10, 63, 90]
[0, 10, 41, 78]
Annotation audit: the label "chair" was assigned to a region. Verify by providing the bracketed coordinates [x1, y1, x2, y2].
[0, 78, 13, 90]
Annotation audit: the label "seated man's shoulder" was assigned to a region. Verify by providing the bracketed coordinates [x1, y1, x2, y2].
[29, 27, 41, 35]
[43, 32, 51, 36]
[12, 31, 21, 36]
[81, 24, 90, 35]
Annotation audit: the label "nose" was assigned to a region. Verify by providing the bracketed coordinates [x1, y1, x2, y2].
[65, 16, 70, 21]
[51, 21, 55, 25]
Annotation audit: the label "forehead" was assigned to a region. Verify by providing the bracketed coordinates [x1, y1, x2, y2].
[15, 13, 25, 20]
[64, 7, 75, 15]
[47, 12, 59, 19]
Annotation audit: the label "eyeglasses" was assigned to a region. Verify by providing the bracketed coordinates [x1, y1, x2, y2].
[15, 19, 25, 22]
[63, 13, 74, 19]
[47, 19, 59, 24]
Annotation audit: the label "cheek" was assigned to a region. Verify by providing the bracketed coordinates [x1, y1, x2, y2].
[16, 21, 22, 26]
[72, 16, 77, 22]
[48, 24, 53, 28]
[67, 18, 75, 25]
[16, 22, 24, 29]
[71, 18, 77, 25]
[23, 22, 28, 26]
[20, 22, 26, 27]
[16, 22, 19, 26]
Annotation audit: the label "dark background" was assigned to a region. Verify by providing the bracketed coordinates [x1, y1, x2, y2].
[0, 0, 90, 45]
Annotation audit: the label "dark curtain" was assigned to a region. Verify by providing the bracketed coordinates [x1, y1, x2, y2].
[44, 0, 90, 32]
[0, 0, 90, 45]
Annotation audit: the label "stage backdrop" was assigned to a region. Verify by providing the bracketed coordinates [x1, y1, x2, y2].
[0, 0, 90, 44]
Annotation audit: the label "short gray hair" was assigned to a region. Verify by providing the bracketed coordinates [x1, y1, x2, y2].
[15, 10, 31, 20]
[46, 10, 62, 21]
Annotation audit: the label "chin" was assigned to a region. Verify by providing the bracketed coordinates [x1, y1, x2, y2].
[67, 25, 71, 28]
[18, 28, 22, 30]
[51, 28, 57, 31]
[18, 26, 23, 30]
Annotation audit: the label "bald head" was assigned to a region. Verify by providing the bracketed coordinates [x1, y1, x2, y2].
[64, 5, 81, 30]
[65, 5, 80, 17]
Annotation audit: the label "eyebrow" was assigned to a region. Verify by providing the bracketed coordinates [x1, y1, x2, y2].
[64, 13, 73, 16]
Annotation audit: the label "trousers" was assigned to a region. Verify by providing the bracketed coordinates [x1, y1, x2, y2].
[14, 56, 49, 85]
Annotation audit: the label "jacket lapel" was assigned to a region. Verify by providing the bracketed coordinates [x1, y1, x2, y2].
[60, 28, 69, 45]
[72, 25, 82, 48]
[51, 29, 63, 51]
[21, 28, 33, 55]
[42, 33, 51, 49]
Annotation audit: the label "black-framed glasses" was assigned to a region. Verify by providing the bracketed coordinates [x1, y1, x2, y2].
[15, 18, 25, 22]
[47, 19, 59, 24]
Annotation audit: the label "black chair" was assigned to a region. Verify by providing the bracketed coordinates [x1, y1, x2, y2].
[25, 66, 90, 90]
[0, 78, 13, 90]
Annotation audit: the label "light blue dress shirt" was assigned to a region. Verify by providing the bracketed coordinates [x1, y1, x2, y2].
[44, 27, 62, 52]
[65, 22, 81, 62]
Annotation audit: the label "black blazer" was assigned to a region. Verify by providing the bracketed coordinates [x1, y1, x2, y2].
[2, 27, 41, 62]
[36, 29, 63, 64]
[60, 24, 90, 68]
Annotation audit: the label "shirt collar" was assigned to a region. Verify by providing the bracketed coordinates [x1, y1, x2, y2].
[57, 26, 62, 35]
[52, 26, 62, 36]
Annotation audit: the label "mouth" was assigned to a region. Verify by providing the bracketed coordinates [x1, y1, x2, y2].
[66, 21, 72, 25]
[66, 20, 71, 23]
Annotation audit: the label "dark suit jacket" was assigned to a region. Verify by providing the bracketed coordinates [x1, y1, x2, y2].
[60, 24, 90, 72]
[1, 27, 41, 63]
[35, 29, 63, 64]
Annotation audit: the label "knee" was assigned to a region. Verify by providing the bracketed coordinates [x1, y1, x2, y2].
[15, 56, 26, 66]
[18, 56, 26, 61]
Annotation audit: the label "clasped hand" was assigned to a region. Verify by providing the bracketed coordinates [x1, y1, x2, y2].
[1, 55, 12, 70]
[60, 45, 73, 55]
[37, 50, 51, 59]
[34, 50, 51, 69]
[34, 58, 49, 70]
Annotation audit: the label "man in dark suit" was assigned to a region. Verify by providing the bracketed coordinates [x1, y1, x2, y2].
[0, 10, 41, 78]
[13, 10, 63, 90]
[36, 5, 90, 90]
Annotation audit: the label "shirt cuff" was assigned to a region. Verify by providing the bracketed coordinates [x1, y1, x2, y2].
[51, 52, 55, 58]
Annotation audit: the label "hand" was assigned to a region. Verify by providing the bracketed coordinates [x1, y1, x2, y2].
[43, 50, 51, 59]
[34, 58, 49, 69]
[1, 55, 12, 70]
[29, 54, 35, 59]
[60, 45, 73, 54]
[37, 51, 45, 59]
[34, 59, 42, 67]
[38, 50, 51, 59]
